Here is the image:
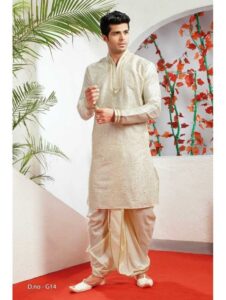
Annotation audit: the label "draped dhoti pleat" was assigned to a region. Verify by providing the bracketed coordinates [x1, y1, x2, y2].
[86, 207, 156, 278]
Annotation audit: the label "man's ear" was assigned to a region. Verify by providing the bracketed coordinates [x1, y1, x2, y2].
[102, 34, 108, 42]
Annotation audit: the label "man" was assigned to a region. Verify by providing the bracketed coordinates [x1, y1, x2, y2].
[69, 11, 161, 293]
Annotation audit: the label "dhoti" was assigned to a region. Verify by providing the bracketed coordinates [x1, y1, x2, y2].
[85, 207, 156, 278]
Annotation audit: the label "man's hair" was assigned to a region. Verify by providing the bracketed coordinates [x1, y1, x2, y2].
[100, 11, 130, 36]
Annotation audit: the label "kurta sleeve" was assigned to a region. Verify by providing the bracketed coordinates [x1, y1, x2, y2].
[114, 62, 161, 125]
[77, 67, 95, 120]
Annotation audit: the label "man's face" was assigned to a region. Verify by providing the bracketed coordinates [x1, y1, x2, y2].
[102, 23, 129, 54]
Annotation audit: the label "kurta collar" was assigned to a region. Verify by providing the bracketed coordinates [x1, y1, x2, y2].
[107, 49, 130, 66]
[107, 49, 131, 95]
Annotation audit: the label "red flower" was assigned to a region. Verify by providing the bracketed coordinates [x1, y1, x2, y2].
[198, 57, 206, 71]
[177, 61, 185, 72]
[157, 59, 165, 71]
[196, 92, 208, 101]
[205, 33, 213, 49]
[197, 78, 205, 85]
[208, 67, 213, 75]
[167, 121, 179, 129]
[150, 34, 157, 41]
[191, 31, 200, 40]
[181, 123, 189, 128]
[168, 72, 177, 82]
[185, 73, 194, 87]
[186, 39, 196, 50]
[194, 131, 204, 145]
[205, 106, 213, 114]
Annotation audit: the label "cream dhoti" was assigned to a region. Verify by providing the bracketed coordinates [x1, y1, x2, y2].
[86, 207, 156, 278]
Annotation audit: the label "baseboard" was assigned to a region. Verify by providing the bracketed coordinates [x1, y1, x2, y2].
[150, 239, 213, 255]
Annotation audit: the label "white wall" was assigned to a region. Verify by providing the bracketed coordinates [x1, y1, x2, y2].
[13, 170, 90, 283]
[153, 155, 213, 242]
[36, 0, 213, 218]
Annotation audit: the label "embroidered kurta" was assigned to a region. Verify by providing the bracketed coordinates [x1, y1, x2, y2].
[77, 50, 161, 209]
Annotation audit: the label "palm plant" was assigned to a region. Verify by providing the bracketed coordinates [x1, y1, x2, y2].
[13, 0, 114, 185]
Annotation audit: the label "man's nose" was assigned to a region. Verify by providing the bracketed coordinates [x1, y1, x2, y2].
[120, 34, 125, 40]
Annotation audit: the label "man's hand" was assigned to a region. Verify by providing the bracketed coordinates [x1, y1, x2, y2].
[95, 107, 114, 124]
[85, 85, 99, 109]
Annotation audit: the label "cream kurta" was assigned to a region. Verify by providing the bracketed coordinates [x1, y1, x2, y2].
[77, 50, 161, 210]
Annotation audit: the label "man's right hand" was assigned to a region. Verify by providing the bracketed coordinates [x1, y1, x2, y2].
[85, 85, 99, 109]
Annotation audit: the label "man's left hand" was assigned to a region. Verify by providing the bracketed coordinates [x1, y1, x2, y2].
[95, 108, 114, 124]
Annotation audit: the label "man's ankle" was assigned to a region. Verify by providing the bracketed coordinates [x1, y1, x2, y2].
[84, 274, 104, 284]
[136, 273, 148, 279]
[92, 274, 104, 279]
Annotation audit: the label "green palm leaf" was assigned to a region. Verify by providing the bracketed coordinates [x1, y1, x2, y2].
[30, 173, 54, 186]
[13, 0, 30, 19]
[13, 81, 57, 130]
[13, 0, 114, 68]
[14, 135, 69, 174]
[13, 143, 28, 162]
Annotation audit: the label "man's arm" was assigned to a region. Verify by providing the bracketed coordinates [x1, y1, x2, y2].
[77, 67, 96, 120]
[113, 62, 161, 125]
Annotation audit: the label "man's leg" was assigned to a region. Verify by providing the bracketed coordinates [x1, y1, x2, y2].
[127, 206, 156, 263]
[127, 206, 156, 283]
[69, 209, 115, 292]
[84, 208, 115, 284]
[117, 206, 156, 277]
